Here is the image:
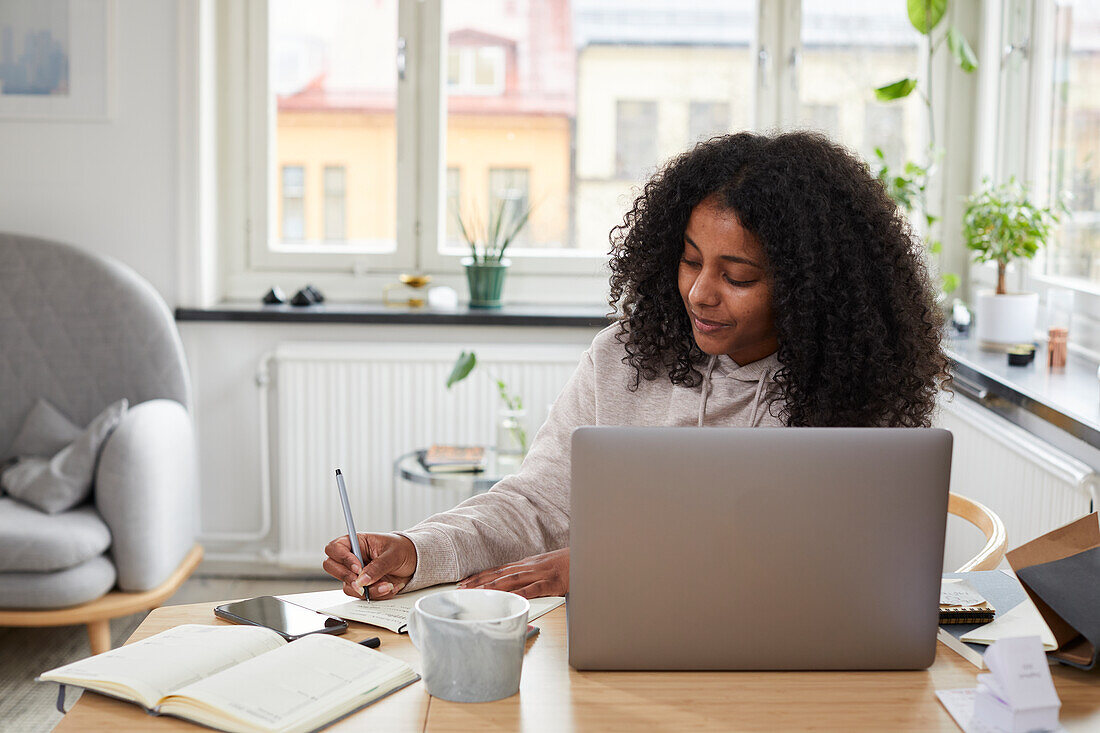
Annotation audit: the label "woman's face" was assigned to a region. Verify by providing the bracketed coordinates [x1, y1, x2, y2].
[677, 196, 778, 365]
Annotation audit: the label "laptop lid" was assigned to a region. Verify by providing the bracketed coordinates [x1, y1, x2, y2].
[568, 427, 952, 671]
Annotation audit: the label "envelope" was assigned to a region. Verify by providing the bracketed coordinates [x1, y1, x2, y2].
[1006, 512, 1100, 670]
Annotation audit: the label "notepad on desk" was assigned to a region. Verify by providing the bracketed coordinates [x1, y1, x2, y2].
[937, 570, 1056, 669]
[38, 624, 418, 733]
[280, 584, 565, 634]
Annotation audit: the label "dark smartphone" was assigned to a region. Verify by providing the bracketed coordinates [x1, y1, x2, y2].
[213, 596, 348, 641]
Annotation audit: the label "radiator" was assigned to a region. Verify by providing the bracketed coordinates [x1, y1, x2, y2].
[269, 342, 585, 568]
[937, 396, 1099, 572]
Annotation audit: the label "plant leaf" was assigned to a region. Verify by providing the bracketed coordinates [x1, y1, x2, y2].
[907, 0, 947, 34]
[946, 26, 978, 72]
[941, 272, 960, 294]
[875, 78, 918, 101]
[445, 351, 477, 389]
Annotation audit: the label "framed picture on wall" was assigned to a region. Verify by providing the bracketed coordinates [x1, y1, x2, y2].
[0, 0, 115, 121]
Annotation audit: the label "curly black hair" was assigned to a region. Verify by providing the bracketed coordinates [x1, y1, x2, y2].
[607, 130, 948, 428]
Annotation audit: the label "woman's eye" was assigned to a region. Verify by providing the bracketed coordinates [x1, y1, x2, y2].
[724, 276, 756, 287]
[680, 257, 700, 268]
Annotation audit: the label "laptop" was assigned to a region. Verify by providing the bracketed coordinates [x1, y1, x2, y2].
[568, 427, 952, 671]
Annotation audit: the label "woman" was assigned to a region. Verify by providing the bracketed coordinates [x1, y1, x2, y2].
[323, 130, 949, 600]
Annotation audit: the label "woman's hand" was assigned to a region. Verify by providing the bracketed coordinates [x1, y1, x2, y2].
[322, 533, 418, 600]
[457, 548, 569, 599]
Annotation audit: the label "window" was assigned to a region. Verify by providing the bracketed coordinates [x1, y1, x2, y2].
[798, 1, 922, 169]
[1044, 0, 1100, 285]
[447, 45, 506, 95]
[615, 100, 658, 182]
[210, 0, 947, 303]
[281, 165, 305, 241]
[323, 166, 346, 241]
[265, 0, 401, 264]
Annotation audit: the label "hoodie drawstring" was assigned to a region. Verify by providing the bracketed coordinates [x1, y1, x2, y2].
[697, 355, 719, 427]
[748, 367, 773, 427]
[697, 358, 774, 427]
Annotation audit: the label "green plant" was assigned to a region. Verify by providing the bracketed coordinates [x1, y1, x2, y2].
[963, 177, 1065, 295]
[453, 198, 533, 265]
[871, 0, 978, 294]
[445, 351, 528, 454]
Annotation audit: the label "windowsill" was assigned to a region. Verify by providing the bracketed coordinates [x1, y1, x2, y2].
[945, 333, 1100, 468]
[174, 301, 612, 328]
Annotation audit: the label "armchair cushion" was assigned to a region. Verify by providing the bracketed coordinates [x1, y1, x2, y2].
[0, 498, 111, 572]
[0, 554, 116, 609]
[8, 398, 82, 459]
[1, 399, 128, 513]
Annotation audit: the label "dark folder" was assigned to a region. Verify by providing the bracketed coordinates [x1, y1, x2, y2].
[1007, 512, 1100, 670]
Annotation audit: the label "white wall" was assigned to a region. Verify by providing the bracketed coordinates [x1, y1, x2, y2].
[0, 1, 180, 302]
[0, 1, 599, 573]
[181, 322, 598, 573]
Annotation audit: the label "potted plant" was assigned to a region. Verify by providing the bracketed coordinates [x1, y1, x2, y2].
[963, 177, 1064, 350]
[453, 199, 532, 309]
[446, 351, 528, 457]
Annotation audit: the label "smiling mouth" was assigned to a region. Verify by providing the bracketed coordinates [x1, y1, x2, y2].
[691, 312, 731, 333]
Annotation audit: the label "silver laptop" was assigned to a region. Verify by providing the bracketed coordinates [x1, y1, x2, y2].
[568, 427, 952, 671]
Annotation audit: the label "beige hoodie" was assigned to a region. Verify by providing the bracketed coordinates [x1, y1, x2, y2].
[397, 324, 784, 591]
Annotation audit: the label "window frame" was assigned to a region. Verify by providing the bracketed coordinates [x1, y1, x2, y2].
[196, 0, 959, 306]
[996, 0, 1100, 360]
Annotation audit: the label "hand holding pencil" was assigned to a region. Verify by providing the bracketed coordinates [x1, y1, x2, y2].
[325, 469, 418, 600]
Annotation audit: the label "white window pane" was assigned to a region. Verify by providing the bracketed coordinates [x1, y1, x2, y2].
[271, 0, 396, 252]
[443, 0, 756, 255]
[798, 0, 921, 170]
[1045, 0, 1100, 284]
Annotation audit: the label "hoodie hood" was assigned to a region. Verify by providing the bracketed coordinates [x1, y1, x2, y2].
[697, 351, 782, 427]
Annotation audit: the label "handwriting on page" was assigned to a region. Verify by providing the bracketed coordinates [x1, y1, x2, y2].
[940, 579, 987, 607]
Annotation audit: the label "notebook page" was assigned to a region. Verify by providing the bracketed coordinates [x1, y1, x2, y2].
[319, 583, 565, 632]
[162, 633, 416, 733]
[39, 624, 285, 709]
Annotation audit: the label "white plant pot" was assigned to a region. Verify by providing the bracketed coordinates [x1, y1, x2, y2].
[974, 290, 1039, 349]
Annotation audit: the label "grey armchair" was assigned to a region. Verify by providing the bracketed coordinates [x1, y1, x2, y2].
[0, 233, 202, 653]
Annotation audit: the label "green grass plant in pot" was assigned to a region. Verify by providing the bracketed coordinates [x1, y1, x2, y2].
[454, 199, 532, 308]
[963, 177, 1064, 350]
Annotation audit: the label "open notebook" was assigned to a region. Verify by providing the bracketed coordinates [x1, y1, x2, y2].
[280, 584, 566, 634]
[38, 624, 418, 733]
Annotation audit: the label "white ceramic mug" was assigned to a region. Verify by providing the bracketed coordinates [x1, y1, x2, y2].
[407, 589, 530, 703]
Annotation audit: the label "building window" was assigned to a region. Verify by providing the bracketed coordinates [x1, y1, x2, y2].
[281, 165, 305, 241]
[488, 168, 530, 246]
[615, 100, 658, 181]
[323, 166, 346, 241]
[447, 44, 506, 96]
[689, 101, 731, 144]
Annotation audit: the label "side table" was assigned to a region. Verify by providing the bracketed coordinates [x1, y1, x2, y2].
[391, 448, 517, 528]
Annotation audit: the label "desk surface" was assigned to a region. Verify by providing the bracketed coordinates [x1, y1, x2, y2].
[54, 601, 1100, 732]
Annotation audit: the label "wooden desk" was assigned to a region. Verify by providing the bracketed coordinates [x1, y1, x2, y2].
[53, 601, 1100, 732]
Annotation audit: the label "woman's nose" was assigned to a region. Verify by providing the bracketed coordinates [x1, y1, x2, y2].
[689, 271, 720, 307]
